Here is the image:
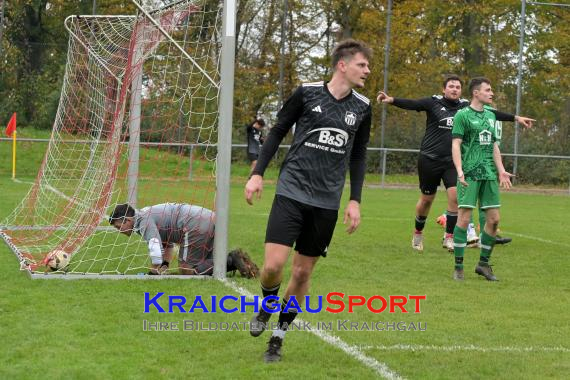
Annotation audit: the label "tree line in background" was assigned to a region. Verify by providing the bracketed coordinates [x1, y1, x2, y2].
[0, 0, 568, 184]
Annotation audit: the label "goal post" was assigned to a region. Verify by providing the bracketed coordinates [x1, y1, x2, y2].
[213, 0, 236, 279]
[0, 0, 235, 279]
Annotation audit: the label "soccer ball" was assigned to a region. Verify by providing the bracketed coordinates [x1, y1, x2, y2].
[435, 213, 447, 227]
[46, 250, 71, 272]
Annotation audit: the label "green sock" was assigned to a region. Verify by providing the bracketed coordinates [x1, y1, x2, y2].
[453, 226, 467, 270]
[479, 230, 496, 265]
[479, 208, 486, 232]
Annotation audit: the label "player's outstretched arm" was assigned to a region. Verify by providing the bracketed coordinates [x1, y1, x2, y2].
[245, 174, 263, 205]
[515, 115, 535, 129]
[493, 143, 514, 189]
[383, 96, 432, 111]
[376, 91, 394, 104]
[376, 92, 432, 112]
[491, 109, 535, 129]
[344, 200, 361, 234]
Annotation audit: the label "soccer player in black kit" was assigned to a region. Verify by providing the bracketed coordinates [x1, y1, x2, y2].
[377, 75, 534, 253]
[244, 39, 372, 362]
[246, 117, 265, 172]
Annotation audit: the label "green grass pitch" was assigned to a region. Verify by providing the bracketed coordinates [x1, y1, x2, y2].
[0, 173, 569, 378]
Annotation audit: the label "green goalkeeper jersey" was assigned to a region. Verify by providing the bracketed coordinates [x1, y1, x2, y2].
[452, 106, 497, 180]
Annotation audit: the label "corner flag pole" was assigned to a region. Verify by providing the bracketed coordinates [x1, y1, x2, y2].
[12, 130, 16, 178]
[5, 112, 16, 178]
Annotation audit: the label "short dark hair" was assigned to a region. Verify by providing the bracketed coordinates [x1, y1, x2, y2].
[109, 203, 135, 224]
[331, 39, 372, 70]
[255, 118, 265, 127]
[443, 75, 463, 88]
[468, 77, 491, 96]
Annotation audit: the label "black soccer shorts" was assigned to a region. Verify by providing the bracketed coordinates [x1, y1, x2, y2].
[418, 155, 457, 195]
[265, 195, 338, 257]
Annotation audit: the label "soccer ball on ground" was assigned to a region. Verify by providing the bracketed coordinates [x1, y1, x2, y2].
[435, 213, 446, 227]
[46, 250, 71, 272]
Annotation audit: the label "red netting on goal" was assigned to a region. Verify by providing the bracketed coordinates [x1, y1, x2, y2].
[1, 0, 222, 275]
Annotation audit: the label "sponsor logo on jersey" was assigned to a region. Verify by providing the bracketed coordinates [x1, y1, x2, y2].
[439, 117, 454, 129]
[345, 111, 356, 126]
[479, 130, 492, 145]
[307, 127, 349, 148]
[312, 105, 322, 113]
[304, 128, 348, 154]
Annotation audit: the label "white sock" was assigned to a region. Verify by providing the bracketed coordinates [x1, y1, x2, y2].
[272, 329, 286, 339]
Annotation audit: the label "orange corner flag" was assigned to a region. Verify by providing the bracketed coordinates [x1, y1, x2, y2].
[6, 113, 16, 137]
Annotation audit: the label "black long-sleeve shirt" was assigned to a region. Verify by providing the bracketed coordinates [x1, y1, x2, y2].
[392, 95, 515, 161]
[253, 82, 372, 210]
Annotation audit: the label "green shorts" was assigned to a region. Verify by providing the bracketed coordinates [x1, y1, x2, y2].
[457, 179, 501, 209]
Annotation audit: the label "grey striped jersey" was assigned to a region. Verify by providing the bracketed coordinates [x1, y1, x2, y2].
[133, 203, 215, 248]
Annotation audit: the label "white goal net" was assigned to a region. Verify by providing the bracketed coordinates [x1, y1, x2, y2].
[1, 0, 224, 276]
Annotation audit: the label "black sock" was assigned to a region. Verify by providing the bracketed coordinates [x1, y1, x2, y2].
[277, 299, 298, 331]
[445, 211, 458, 235]
[261, 283, 280, 311]
[415, 215, 427, 232]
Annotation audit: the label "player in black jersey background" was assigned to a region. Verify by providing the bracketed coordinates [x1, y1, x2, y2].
[377, 75, 534, 253]
[244, 39, 372, 362]
[246, 117, 266, 172]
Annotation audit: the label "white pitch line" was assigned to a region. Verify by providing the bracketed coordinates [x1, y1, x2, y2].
[14, 178, 83, 207]
[13, 178, 33, 185]
[359, 343, 570, 354]
[221, 279, 403, 380]
[500, 231, 570, 249]
[14, 178, 76, 204]
[13, 178, 109, 220]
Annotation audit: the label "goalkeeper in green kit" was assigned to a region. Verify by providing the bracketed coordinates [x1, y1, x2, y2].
[451, 77, 514, 281]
